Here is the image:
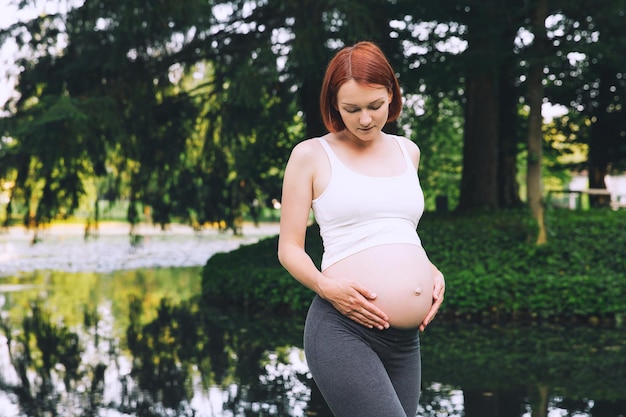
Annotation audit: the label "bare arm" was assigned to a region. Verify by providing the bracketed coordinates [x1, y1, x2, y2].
[277, 140, 389, 330]
[276, 142, 322, 291]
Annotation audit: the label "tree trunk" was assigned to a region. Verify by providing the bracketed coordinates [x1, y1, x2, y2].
[526, 0, 549, 245]
[530, 385, 549, 417]
[300, 74, 326, 138]
[458, 73, 499, 211]
[291, 1, 329, 138]
[498, 59, 523, 208]
[464, 388, 526, 417]
[458, 0, 527, 212]
[463, 389, 499, 417]
[587, 68, 617, 208]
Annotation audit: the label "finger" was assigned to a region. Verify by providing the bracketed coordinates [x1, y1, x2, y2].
[420, 304, 440, 331]
[436, 287, 445, 299]
[433, 272, 445, 294]
[433, 282, 445, 297]
[364, 304, 389, 328]
[353, 283, 378, 300]
[432, 293, 444, 307]
[350, 307, 388, 330]
[347, 309, 375, 329]
[421, 311, 435, 328]
[419, 314, 436, 332]
[351, 289, 389, 323]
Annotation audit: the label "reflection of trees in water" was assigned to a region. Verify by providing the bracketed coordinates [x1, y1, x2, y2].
[0, 296, 313, 416]
[1, 298, 625, 417]
[420, 322, 626, 417]
[125, 295, 312, 416]
[0, 303, 111, 417]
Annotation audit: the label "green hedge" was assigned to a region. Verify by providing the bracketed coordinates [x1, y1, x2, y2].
[201, 223, 322, 314]
[202, 208, 626, 324]
[421, 209, 626, 323]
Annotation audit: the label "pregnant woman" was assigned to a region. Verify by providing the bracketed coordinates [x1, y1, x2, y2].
[278, 41, 445, 417]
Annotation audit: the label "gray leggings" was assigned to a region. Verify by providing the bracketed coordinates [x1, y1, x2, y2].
[304, 296, 421, 417]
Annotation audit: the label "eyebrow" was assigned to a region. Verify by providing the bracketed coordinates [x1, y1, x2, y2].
[340, 98, 386, 107]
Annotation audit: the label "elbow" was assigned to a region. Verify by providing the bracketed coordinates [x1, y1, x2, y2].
[277, 242, 288, 269]
[277, 240, 300, 272]
[277, 249, 284, 268]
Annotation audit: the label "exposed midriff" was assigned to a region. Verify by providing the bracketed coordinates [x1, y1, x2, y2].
[323, 243, 433, 329]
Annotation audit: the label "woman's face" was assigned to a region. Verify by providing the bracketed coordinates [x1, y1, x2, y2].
[336, 79, 391, 142]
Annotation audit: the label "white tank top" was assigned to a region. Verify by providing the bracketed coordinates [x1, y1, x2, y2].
[312, 135, 425, 271]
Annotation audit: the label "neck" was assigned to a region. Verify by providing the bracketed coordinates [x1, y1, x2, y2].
[336, 130, 385, 149]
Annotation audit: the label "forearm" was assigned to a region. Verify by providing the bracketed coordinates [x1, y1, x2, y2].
[278, 244, 328, 295]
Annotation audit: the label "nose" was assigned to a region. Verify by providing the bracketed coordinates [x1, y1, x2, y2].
[359, 111, 372, 126]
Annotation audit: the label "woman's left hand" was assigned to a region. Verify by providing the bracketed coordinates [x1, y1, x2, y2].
[419, 270, 445, 332]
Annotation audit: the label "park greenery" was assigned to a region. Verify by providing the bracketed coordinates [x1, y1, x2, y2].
[202, 208, 626, 323]
[0, 0, 625, 235]
[0, 5, 625, 412]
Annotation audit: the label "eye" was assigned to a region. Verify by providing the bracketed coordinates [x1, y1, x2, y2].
[369, 104, 383, 110]
[344, 108, 359, 113]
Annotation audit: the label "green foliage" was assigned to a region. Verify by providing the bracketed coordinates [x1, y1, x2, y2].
[202, 225, 322, 314]
[2, 0, 625, 230]
[423, 209, 626, 322]
[0, 0, 302, 233]
[401, 96, 464, 211]
[202, 209, 626, 323]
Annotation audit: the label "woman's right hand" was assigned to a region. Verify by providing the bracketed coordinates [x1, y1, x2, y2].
[319, 277, 390, 330]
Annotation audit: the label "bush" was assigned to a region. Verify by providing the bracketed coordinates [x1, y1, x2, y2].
[202, 209, 626, 324]
[201, 223, 322, 314]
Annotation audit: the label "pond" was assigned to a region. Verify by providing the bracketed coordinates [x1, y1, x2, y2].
[0, 224, 625, 417]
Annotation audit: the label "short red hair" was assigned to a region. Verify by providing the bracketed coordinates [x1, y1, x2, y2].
[320, 41, 403, 133]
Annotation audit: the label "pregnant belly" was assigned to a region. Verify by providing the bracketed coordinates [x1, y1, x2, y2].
[324, 244, 434, 329]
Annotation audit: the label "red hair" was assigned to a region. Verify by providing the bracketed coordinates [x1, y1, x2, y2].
[320, 41, 403, 133]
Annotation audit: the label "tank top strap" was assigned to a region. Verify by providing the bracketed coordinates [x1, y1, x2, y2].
[391, 135, 416, 173]
[318, 135, 414, 174]
[317, 137, 345, 170]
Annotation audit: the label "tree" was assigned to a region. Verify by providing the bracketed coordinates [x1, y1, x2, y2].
[3, 0, 625, 234]
[526, 0, 550, 244]
[398, 0, 530, 211]
[0, 0, 214, 229]
[544, 0, 626, 206]
[0, 0, 301, 234]
[573, 0, 626, 205]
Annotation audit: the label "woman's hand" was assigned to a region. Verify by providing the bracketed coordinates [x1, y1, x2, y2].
[319, 278, 390, 330]
[420, 270, 445, 332]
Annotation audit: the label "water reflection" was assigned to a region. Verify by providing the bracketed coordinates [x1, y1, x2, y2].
[420, 322, 626, 417]
[0, 268, 625, 416]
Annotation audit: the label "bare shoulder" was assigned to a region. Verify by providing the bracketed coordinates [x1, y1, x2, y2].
[289, 137, 325, 161]
[284, 136, 328, 179]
